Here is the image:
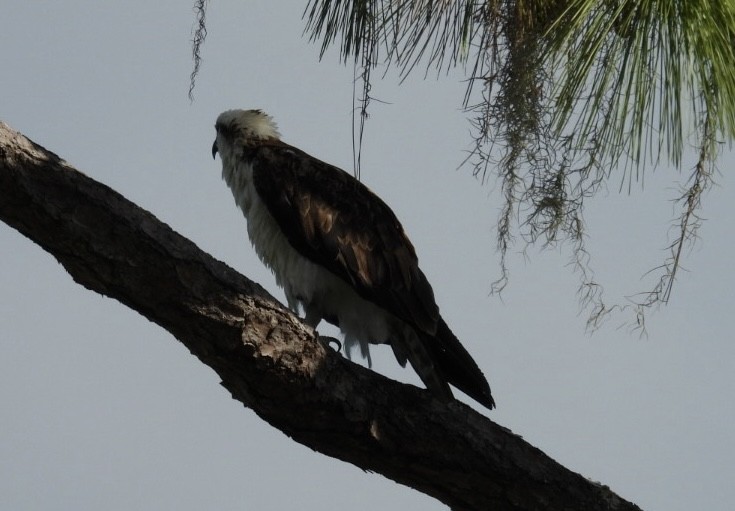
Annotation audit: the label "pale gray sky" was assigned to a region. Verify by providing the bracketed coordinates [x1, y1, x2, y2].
[2, 2, 733, 510]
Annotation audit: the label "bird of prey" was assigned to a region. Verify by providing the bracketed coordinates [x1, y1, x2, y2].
[212, 109, 495, 409]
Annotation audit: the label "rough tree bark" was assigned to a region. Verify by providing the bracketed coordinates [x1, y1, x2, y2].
[0, 121, 642, 511]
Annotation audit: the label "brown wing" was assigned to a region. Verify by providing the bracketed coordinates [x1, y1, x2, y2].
[247, 140, 439, 335]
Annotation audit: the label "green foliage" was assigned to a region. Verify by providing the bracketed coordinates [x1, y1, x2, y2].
[296, 0, 734, 329]
[546, 0, 735, 176]
[304, 0, 481, 72]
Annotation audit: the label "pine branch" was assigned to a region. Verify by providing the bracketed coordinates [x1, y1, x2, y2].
[0, 121, 641, 511]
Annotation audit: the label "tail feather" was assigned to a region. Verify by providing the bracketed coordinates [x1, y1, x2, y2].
[421, 319, 495, 409]
[396, 326, 455, 403]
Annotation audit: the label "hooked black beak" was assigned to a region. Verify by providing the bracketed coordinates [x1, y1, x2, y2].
[211, 140, 218, 159]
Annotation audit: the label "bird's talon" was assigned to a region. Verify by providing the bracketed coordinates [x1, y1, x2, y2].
[320, 335, 342, 353]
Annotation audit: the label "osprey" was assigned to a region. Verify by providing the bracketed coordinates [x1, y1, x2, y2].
[212, 109, 495, 409]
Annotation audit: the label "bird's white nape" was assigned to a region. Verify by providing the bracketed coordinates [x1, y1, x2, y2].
[216, 109, 281, 141]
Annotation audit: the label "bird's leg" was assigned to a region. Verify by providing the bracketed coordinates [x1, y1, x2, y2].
[303, 308, 321, 330]
[304, 308, 342, 353]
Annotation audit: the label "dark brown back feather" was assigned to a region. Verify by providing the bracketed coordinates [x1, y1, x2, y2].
[248, 140, 439, 334]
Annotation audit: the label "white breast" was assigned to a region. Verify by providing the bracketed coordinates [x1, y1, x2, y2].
[222, 159, 397, 362]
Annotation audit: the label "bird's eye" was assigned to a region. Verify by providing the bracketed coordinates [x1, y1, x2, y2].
[216, 124, 235, 138]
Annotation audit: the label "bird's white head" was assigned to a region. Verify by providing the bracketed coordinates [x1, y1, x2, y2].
[212, 109, 281, 162]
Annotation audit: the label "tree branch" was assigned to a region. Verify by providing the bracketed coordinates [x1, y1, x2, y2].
[0, 121, 641, 511]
